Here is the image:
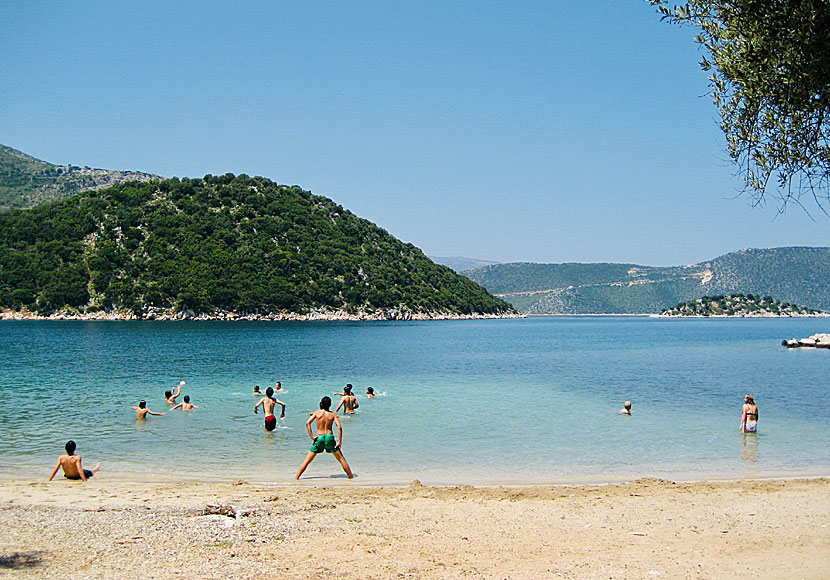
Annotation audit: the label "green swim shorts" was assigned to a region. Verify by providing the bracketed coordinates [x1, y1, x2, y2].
[310, 433, 338, 454]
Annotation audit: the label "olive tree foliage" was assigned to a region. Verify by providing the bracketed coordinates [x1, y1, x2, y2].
[649, 1, 830, 214]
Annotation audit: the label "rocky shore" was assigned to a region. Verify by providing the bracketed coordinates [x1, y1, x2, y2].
[782, 333, 830, 348]
[0, 306, 522, 322]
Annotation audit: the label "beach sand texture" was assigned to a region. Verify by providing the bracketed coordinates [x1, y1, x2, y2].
[1, 477, 828, 579]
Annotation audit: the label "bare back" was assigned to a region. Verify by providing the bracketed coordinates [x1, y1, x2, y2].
[312, 409, 337, 434]
[58, 454, 83, 478]
[337, 394, 358, 413]
[257, 396, 276, 415]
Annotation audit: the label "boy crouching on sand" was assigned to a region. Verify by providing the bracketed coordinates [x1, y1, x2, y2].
[49, 440, 100, 482]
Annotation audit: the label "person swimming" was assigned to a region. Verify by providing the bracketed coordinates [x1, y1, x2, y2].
[366, 386, 375, 398]
[740, 394, 759, 433]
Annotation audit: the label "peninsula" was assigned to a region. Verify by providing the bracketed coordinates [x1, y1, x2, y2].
[0, 174, 514, 320]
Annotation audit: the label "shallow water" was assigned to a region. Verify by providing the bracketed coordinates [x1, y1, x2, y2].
[1, 317, 828, 484]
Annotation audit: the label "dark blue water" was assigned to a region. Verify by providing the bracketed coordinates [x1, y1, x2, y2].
[1, 317, 827, 484]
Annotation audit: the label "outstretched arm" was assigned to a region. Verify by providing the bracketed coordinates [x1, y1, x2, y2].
[170, 403, 183, 411]
[148, 409, 166, 416]
[48, 460, 61, 481]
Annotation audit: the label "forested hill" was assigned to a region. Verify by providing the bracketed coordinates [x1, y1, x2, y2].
[0, 144, 161, 212]
[0, 174, 514, 319]
[463, 247, 830, 314]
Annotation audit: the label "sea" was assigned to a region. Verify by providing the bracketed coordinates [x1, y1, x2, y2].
[1, 316, 828, 485]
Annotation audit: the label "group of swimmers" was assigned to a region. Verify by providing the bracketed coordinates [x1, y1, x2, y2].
[252, 382, 372, 479]
[130, 380, 199, 419]
[47, 385, 758, 483]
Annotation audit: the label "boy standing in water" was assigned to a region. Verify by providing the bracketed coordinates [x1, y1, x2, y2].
[170, 395, 198, 411]
[165, 381, 185, 404]
[335, 384, 359, 414]
[296, 396, 353, 479]
[254, 386, 286, 431]
[48, 440, 100, 482]
[132, 400, 166, 419]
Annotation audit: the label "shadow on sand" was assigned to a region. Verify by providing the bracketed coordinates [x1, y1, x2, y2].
[0, 551, 45, 570]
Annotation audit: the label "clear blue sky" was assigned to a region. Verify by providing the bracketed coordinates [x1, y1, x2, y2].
[2, 1, 828, 266]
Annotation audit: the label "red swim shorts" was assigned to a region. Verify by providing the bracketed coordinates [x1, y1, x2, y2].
[265, 415, 277, 431]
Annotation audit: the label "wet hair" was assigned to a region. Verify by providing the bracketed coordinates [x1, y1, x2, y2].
[624, 401, 631, 408]
[367, 387, 374, 394]
[183, 395, 190, 403]
[320, 396, 332, 410]
[266, 387, 274, 397]
[165, 390, 172, 398]
[139, 400, 147, 408]
[65, 440, 76, 455]
[254, 385, 261, 392]
[344, 384, 353, 394]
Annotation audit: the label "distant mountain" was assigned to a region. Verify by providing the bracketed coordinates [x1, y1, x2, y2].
[0, 174, 515, 319]
[0, 144, 161, 211]
[430, 256, 501, 272]
[463, 247, 830, 314]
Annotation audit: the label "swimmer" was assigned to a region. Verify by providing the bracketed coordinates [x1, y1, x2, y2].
[165, 380, 185, 404]
[334, 383, 359, 396]
[274, 381, 282, 391]
[132, 400, 166, 419]
[620, 401, 632, 415]
[170, 394, 198, 411]
[48, 440, 100, 482]
[336, 384, 359, 414]
[740, 394, 759, 433]
[295, 396, 353, 480]
[253, 385, 262, 396]
[254, 386, 286, 431]
[366, 386, 375, 399]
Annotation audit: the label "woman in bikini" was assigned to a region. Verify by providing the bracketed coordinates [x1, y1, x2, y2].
[740, 394, 759, 433]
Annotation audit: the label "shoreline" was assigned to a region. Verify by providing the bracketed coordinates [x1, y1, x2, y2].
[3, 476, 828, 579]
[0, 307, 522, 322]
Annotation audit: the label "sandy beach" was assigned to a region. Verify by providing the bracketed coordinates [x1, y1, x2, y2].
[1, 476, 828, 579]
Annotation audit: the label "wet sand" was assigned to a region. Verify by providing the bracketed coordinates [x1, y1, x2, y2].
[1, 476, 828, 579]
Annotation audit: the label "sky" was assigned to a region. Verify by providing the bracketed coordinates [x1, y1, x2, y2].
[2, 1, 828, 266]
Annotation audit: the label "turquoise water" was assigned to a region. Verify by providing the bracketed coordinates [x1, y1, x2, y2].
[1, 317, 828, 484]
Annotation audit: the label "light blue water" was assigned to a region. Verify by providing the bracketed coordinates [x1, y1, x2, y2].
[1, 317, 828, 484]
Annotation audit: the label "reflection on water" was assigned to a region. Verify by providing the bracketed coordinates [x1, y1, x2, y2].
[740, 432, 760, 464]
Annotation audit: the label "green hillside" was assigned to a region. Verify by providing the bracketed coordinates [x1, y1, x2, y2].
[464, 248, 830, 314]
[661, 293, 821, 317]
[0, 174, 514, 319]
[0, 144, 160, 211]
